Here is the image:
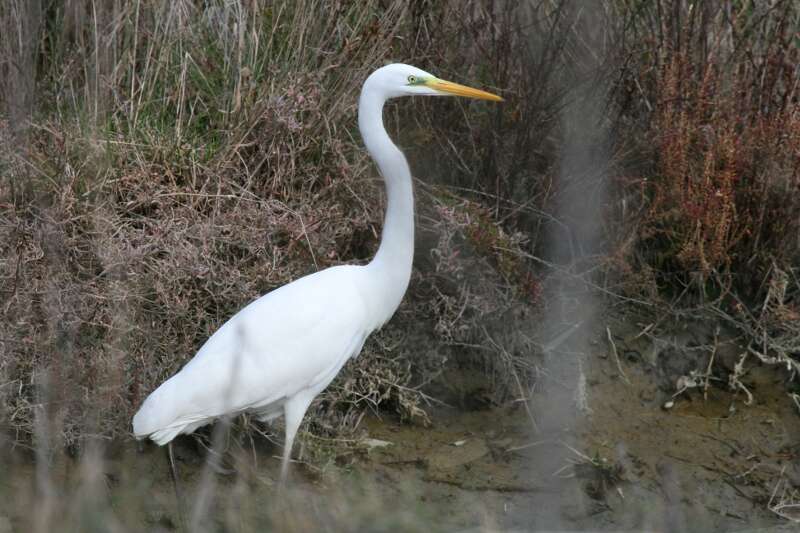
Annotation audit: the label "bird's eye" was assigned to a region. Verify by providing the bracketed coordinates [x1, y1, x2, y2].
[407, 75, 417, 84]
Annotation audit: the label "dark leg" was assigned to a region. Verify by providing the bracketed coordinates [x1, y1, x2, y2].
[167, 441, 187, 531]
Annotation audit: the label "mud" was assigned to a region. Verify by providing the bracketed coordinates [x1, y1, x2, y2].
[333, 309, 799, 531]
[1, 311, 798, 532]
[353, 313, 800, 531]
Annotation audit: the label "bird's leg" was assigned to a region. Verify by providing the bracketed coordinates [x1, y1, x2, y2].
[167, 442, 187, 531]
[279, 394, 314, 484]
[193, 432, 234, 475]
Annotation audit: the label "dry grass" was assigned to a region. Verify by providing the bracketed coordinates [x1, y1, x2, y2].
[0, 0, 798, 487]
[2, 1, 800, 531]
[0, 0, 553, 449]
[611, 0, 800, 300]
[0, 0, 416, 445]
[603, 0, 800, 395]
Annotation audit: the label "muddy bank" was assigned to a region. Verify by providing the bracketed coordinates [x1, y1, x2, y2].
[355, 312, 799, 531]
[1, 311, 799, 532]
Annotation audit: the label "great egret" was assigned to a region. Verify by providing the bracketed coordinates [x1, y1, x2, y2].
[132, 63, 502, 481]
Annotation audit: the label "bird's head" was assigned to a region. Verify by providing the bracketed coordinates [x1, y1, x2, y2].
[366, 63, 503, 102]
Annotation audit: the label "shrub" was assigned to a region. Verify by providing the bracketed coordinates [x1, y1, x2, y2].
[3, 0, 797, 448]
[615, 0, 800, 303]
[0, 0, 544, 446]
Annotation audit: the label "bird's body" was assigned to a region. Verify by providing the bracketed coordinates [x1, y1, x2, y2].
[132, 64, 501, 481]
[133, 265, 371, 444]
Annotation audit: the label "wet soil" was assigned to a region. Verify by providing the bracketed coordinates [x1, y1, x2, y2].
[350, 312, 800, 532]
[1, 311, 799, 532]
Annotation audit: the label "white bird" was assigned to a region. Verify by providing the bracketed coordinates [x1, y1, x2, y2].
[132, 63, 502, 481]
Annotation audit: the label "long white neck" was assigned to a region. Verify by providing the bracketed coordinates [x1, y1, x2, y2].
[359, 81, 414, 327]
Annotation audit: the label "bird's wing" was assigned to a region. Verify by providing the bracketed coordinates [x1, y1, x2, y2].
[133, 265, 370, 438]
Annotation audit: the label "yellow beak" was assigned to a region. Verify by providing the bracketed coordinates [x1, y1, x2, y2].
[426, 78, 503, 102]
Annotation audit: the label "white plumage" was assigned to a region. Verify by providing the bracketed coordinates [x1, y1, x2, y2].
[133, 266, 369, 442]
[132, 64, 502, 481]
